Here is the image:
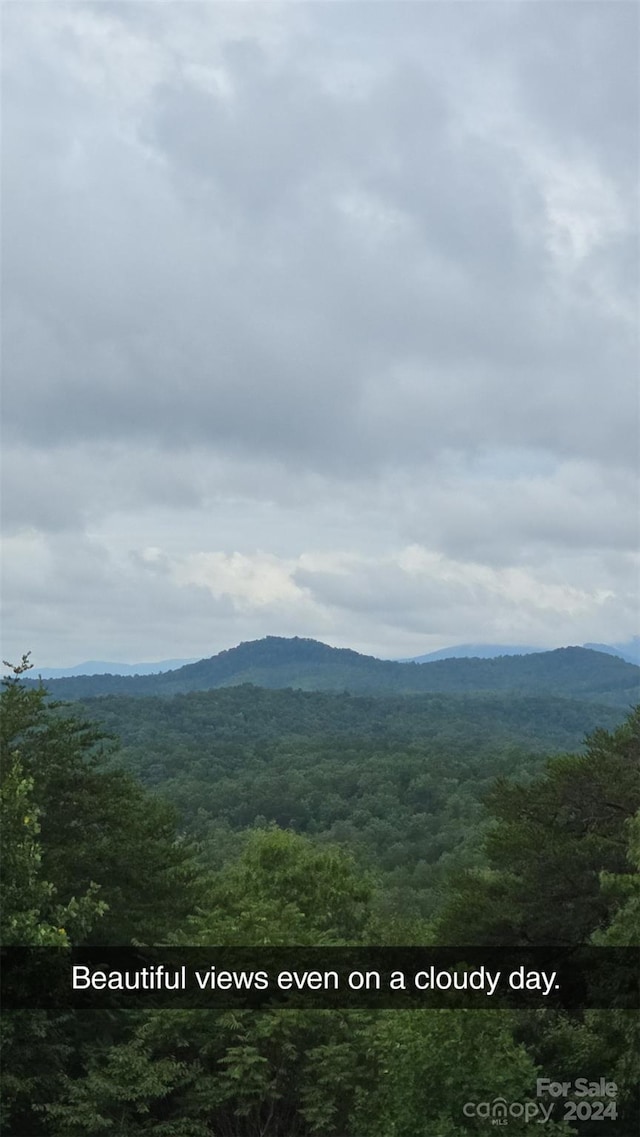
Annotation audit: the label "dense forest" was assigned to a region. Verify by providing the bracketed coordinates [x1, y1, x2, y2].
[75, 685, 631, 920]
[2, 653, 639, 1135]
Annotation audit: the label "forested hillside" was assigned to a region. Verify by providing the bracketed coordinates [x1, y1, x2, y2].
[76, 685, 630, 917]
[27, 635, 640, 705]
[78, 684, 628, 749]
[2, 662, 639, 1135]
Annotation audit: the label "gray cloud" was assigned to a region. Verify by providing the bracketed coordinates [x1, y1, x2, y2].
[2, 1, 637, 664]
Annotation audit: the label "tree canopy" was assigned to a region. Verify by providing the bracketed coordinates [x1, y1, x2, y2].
[2, 658, 638, 1136]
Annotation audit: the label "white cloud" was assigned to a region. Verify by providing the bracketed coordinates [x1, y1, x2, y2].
[174, 551, 309, 611]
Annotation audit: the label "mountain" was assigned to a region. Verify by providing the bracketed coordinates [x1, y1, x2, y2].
[399, 643, 541, 663]
[24, 636, 640, 706]
[583, 638, 640, 666]
[401, 639, 640, 664]
[33, 658, 197, 678]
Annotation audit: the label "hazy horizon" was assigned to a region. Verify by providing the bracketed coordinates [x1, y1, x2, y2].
[18, 634, 640, 678]
[3, 1, 638, 665]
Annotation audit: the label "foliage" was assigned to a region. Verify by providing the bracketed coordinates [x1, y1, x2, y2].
[0, 658, 205, 1135]
[0, 656, 105, 946]
[584, 811, 640, 1122]
[66, 685, 629, 920]
[592, 810, 640, 946]
[180, 827, 374, 946]
[3, 652, 638, 1136]
[434, 710, 640, 945]
[1, 657, 203, 946]
[353, 1011, 572, 1136]
[432, 713, 640, 1134]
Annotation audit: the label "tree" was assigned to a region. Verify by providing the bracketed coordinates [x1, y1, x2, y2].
[352, 1010, 571, 1137]
[0, 658, 205, 1135]
[435, 708, 640, 945]
[583, 810, 640, 1126]
[45, 829, 377, 1137]
[183, 826, 373, 946]
[0, 656, 203, 946]
[0, 656, 104, 945]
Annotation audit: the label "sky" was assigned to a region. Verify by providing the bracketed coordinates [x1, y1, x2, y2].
[2, 0, 639, 666]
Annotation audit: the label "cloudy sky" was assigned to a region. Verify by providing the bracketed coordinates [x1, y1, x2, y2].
[2, 0, 638, 665]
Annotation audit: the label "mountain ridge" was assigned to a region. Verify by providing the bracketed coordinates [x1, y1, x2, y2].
[32, 658, 198, 679]
[398, 643, 541, 663]
[29, 637, 639, 676]
[401, 638, 639, 665]
[21, 635, 640, 707]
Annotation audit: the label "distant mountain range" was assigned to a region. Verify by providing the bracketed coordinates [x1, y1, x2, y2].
[401, 638, 640, 666]
[398, 643, 541, 663]
[22, 635, 640, 707]
[32, 637, 639, 677]
[582, 639, 640, 666]
[34, 658, 197, 679]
